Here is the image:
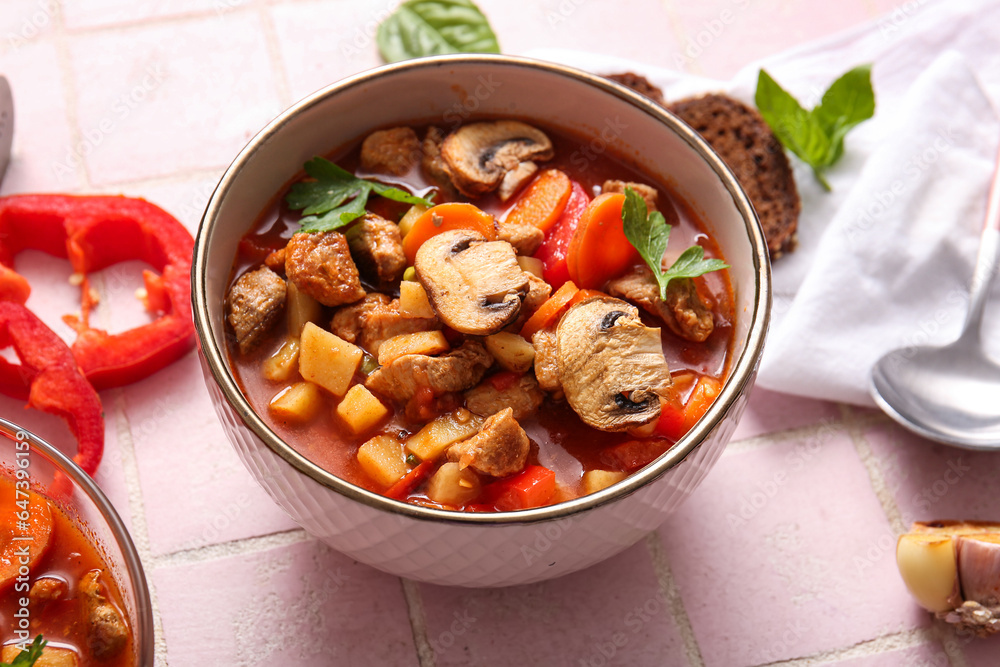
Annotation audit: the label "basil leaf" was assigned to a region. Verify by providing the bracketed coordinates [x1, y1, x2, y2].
[377, 0, 500, 63]
[813, 64, 875, 166]
[3, 636, 46, 667]
[754, 65, 875, 191]
[621, 187, 728, 300]
[286, 157, 434, 233]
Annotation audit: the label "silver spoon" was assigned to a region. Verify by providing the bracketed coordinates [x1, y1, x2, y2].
[0, 76, 11, 187]
[870, 138, 1000, 450]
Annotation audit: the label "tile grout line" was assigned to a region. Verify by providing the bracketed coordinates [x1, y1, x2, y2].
[112, 390, 169, 666]
[400, 578, 437, 667]
[841, 403, 907, 535]
[724, 411, 852, 455]
[752, 626, 939, 666]
[644, 532, 705, 667]
[149, 527, 311, 569]
[254, 0, 294, 109]
[51, 0, 91, 191]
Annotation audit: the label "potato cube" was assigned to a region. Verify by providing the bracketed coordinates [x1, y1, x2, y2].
[398, 280, 436, 318]
[398, 204, 428, 237]
[336, 384, 390, 435]
[484, 332, 535, 373]
[299, 322, 362, 397]
[287, 280, 322, 336]
[377, 330, 449, 366]
[269, 382, 323, 422]
[262, 337, 300, 382]
[358, 435, 407, 488]
[582, 470, 627, 495]
[517, 255, 545, 279]
[426, 462, 481, 506]
[2, 642, 80, 666]
[405, 409, 483, 462]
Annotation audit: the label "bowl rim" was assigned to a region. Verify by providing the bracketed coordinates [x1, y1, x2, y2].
[193, 53, 771, 525]
[0, 417, 155, 664]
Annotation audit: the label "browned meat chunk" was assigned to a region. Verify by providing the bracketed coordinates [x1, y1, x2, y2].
[602, 179, 659, 211]
[421, 126, 454, 192]
[365, 340, 493, 402]
[330, 293, 440, 356]
[607, 265, 714, 342]
[29, 577, 67, 615]
[264, 246, 286, 273]
[347, 213, 407, 289]
[226, 265, 286, 354]
[465, 374, 544, 420]
[522, 272, 551, 317]
[360, 127, 422, 176]
[497, 220, 544, 256]
[447, 408, 529, 477]
[80, 570, 128, 660]
[285, 231, 366, 307]
[531, 328, 562, 397]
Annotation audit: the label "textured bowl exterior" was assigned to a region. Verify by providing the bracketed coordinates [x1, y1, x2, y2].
[193, 55, 770, 587]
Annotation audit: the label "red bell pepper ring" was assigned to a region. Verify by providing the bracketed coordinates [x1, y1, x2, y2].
[0, 302, 104, 476]
[533, 181, 589, 289]
[0, 194, 195, 390]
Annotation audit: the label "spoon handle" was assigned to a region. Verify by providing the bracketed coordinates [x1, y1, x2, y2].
[0, 76, 12, 188]
[962, 136, 1000, 340]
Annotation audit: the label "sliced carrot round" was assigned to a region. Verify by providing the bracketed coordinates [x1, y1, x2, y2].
[401, 203, 498, 264]
[503, 169, 572, 234]
[566, 193, 638, 289]
[519, 280, 579, 340]
[0, 475, 54, 591]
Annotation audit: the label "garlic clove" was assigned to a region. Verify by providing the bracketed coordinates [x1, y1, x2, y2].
[957, 534, 1000, 605]
[896, 533, 962, 612]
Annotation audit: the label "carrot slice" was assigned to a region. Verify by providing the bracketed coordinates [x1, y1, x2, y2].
[654, 376, 723, 441]
[519, 280, 579, 340]
[503, 169, 572, 233]
[401, 203, 497, 263]
[567, 288, 607, 307]
[0, 475, 54, 591]
[566, 193, 638, 289]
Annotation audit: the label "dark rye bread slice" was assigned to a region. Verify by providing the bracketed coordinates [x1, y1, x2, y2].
[604, 72, 800, 259]
[666, 94, 801, 258]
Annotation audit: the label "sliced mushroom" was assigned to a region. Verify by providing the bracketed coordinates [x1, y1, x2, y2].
[556, 297, 673, 431]
[414, 229, 529, 336]
[440, 120, 553, 199]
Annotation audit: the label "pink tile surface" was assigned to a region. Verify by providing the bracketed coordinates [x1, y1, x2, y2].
[658, 432, 926, 667]
[732, 386, 842, 441]
[64, 12, 283, 186]
[418, 541, 688, 667]
[154, 538, 419, 665]
[6, 1, 1000, 665]
[863, 421, 1000, 526]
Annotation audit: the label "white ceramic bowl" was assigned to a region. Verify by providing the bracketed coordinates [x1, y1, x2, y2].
[193, 55, 770, 587]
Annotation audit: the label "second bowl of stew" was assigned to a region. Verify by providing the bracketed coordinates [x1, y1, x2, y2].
[194, 54, 770, 587]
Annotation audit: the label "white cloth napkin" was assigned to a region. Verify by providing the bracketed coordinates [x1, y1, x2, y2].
[526, 0, 1000, 406]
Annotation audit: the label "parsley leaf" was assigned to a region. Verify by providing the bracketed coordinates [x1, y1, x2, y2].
[377, 0, 500, 63]
[621, 188, 728, 300]
[285, 157, 435, 233]
[755, 64, 875, 191]
[2, 636, 46, 667]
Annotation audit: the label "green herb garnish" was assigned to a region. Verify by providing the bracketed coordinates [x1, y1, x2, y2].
[376, 0, 500, 63]
[1, 636, 46, 667]
[755, 64, 875, 191]
[285, 157, 434, 232]
[621, 188, 728, 299]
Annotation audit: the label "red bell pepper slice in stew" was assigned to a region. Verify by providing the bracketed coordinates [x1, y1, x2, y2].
[0, 194, 195, 389]
[533, 181, 589, 289]
[480, 465, 556, 511]
[0, 302, 104, 476]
